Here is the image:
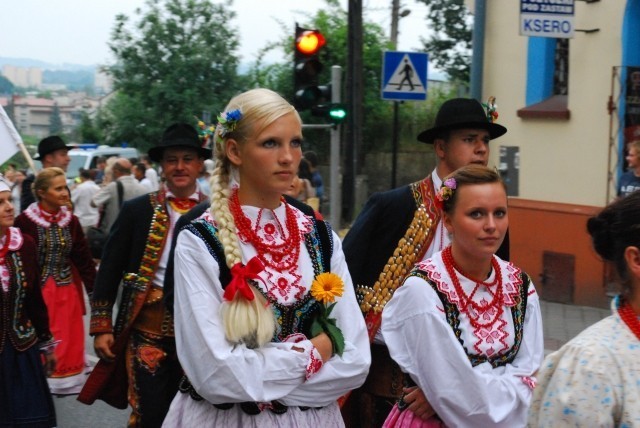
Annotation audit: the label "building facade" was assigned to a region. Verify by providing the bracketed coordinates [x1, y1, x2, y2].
[478, 0, 639, 307]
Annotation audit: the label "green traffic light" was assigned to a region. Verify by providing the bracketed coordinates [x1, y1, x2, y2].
[329, 108, 346, 122]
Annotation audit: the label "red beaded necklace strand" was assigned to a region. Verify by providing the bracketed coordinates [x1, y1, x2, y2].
[618, 298, 640, 341]
[442, 246, 504, 329]
[229, 189, 302, 271]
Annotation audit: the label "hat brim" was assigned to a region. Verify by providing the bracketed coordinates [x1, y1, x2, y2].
[34, 144, 75, 161]
[147, 144, 212, 163]
[417, 122, 507, 144]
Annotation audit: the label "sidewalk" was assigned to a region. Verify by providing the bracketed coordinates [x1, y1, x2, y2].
[539, 299, 611, 354]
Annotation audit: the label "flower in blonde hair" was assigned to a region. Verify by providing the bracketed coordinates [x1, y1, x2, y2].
[310, 272, 345, 356]
[217, 108, 243, 138]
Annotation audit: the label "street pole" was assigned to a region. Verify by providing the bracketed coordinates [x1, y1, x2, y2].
[330, 66, 342, 229]
[390, 0, 400, 188]
[345, 0, 362, 225]
[391, 101, 400, 188]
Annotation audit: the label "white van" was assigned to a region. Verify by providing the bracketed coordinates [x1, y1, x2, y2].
[33, 144, 140, 184]
[65, 145, 139, 183]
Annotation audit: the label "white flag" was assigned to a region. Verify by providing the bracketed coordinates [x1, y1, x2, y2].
[0, 105, 21, 165]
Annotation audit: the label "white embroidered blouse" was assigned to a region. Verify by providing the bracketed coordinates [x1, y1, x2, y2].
[381, 250, 544, 427]
[172, 202, 371, 407]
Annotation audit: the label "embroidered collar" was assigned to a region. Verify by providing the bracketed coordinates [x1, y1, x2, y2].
[23, 202, 72, 228]
[417, 250, 522, 309]
[5, 227, 23, 252]
[239, 202, 314, 240]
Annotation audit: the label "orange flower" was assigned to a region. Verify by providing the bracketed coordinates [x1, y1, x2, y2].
[310, 273, 344, 305]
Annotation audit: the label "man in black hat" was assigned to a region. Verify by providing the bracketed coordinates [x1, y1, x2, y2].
[79, 123, 210, 427]
[20, 135, 73, 212]
[341, 98, 509, 427]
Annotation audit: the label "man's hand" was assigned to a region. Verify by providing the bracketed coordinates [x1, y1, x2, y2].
[403, 386, 436, 421]
[94, 333, 116, 362]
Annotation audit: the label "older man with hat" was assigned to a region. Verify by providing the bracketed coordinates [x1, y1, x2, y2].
[20, 135, 73, 213]
[79, 123, 210, 427]
[341, 98, 509, 427]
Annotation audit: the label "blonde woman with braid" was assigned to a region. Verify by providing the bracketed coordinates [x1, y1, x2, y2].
[163, 88, 370, 427]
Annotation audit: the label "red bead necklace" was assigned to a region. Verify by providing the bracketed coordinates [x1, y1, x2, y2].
[442, 246, 504, 329]
[618, 298, 640, 341]
[229, 189, 302, 272]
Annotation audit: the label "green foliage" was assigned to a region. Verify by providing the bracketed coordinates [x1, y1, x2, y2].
[0, 74, 14, 94]
[49, 104, 63, 135]
[103, 0, 240, 152]
[417, 0, 472, 84]
[77, 113, 103, 144]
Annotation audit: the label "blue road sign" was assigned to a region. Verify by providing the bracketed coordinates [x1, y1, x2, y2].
[381, 51, 428, 101]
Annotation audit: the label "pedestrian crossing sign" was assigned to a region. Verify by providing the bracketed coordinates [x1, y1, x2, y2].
[381, 51, 428, 101]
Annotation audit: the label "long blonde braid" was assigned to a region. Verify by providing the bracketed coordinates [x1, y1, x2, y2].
[210, 88, 298, 348]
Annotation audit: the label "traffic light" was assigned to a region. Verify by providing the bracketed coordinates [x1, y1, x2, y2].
[294, 25, 327, 110]
[311, 102, 348, 125]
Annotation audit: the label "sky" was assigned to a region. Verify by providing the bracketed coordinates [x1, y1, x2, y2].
[0, 0, 433, 67]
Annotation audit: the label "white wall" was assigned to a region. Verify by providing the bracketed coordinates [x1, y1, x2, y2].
[483, 0, 625, 206]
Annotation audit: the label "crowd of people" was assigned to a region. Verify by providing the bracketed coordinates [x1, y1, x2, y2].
[1, 91, 639, 428]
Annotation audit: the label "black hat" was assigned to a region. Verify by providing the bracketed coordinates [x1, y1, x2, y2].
[417, 98, 507, 144]
[35, 135, 73, 160]
[147, 123, 212, 162]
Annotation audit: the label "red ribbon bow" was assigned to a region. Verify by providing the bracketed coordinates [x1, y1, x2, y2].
[223, 257, 265, 301]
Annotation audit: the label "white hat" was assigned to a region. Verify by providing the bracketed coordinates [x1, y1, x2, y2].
[204, 159, 215, 174]
[0, 178, 11, 193]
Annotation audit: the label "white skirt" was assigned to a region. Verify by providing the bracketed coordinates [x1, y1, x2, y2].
[162, 392, 345, 428]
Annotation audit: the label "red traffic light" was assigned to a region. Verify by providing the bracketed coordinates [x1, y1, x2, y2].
[295, 30, 325, 56]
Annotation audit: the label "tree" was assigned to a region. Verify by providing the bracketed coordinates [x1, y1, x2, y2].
[77, 113, 102, 144]
[0, 74, 14, 94]
[49, 103, 64, 135]
[103, 0, 240, 151]
[417, 0, 472, 84]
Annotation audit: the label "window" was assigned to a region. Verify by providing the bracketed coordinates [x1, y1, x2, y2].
[517, 37, 570, 120]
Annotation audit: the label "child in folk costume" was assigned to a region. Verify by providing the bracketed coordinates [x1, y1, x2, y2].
[0, 178, 57, 427]
[163, 88, 370, 427]
[381, 165, 544, 427]
[15, 167, 96, 395]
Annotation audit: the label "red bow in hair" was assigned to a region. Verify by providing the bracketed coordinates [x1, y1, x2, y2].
[223, 257, 265, 301]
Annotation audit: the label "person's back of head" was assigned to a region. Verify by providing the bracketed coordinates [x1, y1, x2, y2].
[298, 158, 313, 182]
[112, 158, 133, 179]
[303, 151, 319, 170]
[79, 168, 92, 181]
[587, 191, 640, 289]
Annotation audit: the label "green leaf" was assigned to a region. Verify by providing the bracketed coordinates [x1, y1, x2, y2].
[324, 322, 345, 357]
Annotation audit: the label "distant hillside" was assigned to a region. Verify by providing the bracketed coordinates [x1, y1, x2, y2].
[0, 57, 95, 72]
[0, 57, 95, 90]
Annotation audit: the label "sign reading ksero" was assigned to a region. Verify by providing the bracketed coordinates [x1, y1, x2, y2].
[520, 0, 574, 39]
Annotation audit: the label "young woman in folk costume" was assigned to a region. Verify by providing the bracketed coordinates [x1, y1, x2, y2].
[381, 165, 543, 427]
[0, 178, 57, 427]
[15, 167, 96, 395]
[163, 88, 370, 427]
[529, 191, 640, 426]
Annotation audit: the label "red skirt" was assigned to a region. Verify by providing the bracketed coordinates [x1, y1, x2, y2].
[42, 276, 87, 394]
